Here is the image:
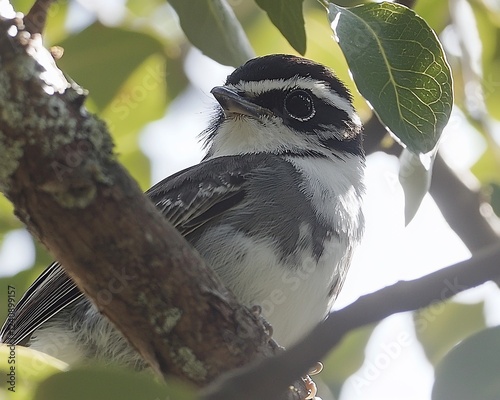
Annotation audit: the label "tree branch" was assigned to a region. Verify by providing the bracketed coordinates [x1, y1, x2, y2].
[0, 8, 309, 399]
[430, 153, 500, 252]
[205, 243, 500, 400]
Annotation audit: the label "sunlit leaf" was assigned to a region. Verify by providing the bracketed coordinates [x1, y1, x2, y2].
[254, 0, 306, 55]
[57, 23, 164, 111]
[471, 145, 500, 184]
[165, 51, 190, 101]
[0, 196, 21, 232]
[414, 301, 485, 365]
[469, 1, 500, 121]
[321, 324, 374, 396]
[489, 183, 500, 217]
[102, 54, 169, 188]
[0, 345, 66, 400]
[398, 149, 434, 225]
[169, 0, 254, 67]
[432, 326, 500, 400]
[328, 2, 453, 154]
[414, 0, 452, 34]
[33, 365, 195, 400]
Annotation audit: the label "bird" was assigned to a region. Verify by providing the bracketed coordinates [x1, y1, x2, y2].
[0, 54, 365, 369]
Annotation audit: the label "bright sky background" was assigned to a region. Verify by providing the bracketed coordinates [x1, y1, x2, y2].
[1, 10, 500, 398]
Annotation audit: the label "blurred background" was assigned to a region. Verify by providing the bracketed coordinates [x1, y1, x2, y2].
[1, 0, 500, 399]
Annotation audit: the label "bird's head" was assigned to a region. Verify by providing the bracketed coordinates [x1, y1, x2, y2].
[203, 54, 363, 160]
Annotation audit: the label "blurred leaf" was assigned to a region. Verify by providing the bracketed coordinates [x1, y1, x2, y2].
[126, 0, 165, 15]
[321, 324, 374, 396]
[414, 301, 485, 365]
[328, 2, 453, 154]
[165, 51, 190, 101]
[254, 0, 306, 55]
[471, 145, 500, 184]
[43, 1, 70, 45]
[489, 182, 500, 217]
[169, 0, 254, 66]
[10, 0, 69, 43]
[471, 3, 500, 120]
[57, 23, 164, 111]
[102, 54, 169, 188]
[483, 59, 500, 120]
[10, 0, 34, 12]
[0, 345, 66, 400]
[33, 241, 54, 271]
[33, 365, 195, 400]
[432, 326, 500, 400]
[119, 149, 151, 191]
[414, 0, 450, 34]
[245, 5, 294, 55]
[398, 149, 434, 225]
[0, 196, 21, 232]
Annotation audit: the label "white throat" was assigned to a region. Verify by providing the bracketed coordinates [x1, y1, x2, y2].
[286, 154, 365, 243]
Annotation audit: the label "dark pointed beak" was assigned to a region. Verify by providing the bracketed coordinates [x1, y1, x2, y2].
[211, 86, 273, 119]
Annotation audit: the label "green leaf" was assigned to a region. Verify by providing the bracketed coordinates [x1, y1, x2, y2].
[414, 301, 485, 365]
[169, 0, 254, 67]
[33, 365, 196, 400]
[101, 54, 169, 188]
[0, 346, 66, 400]
[489, 183, 500, 217]
[432, 326, 500, 400]
[414, 0, 450, 34]
[254, 0, 306, 55]
[321, 324, 374, 396]
[471, 145, 500, 184]
[469, 2, 500, 121]
[398, 149, 434, 225]
[328, 2, 453, 154]
[165, 51, 190, 101]
[57, 23, 164, 111]
[0, 196, 21, 232]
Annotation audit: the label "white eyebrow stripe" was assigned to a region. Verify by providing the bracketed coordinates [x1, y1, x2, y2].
[227, 77, 360, 125]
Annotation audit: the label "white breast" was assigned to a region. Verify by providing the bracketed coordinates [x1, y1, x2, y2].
[196, 225, 348, 347]
[196, 154, 365, 347]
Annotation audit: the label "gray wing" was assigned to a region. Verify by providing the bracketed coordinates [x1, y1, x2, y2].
[0, 155, 259, 345]
[0, 262, 83, 345]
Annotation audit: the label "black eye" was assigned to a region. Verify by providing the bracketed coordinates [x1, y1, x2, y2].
[284, 90, 315, 121]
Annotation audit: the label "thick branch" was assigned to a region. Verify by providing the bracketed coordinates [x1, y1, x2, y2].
[0, 11, 310, 398]
[205, 243, 500, 400]
[430, 153, 500, 252]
